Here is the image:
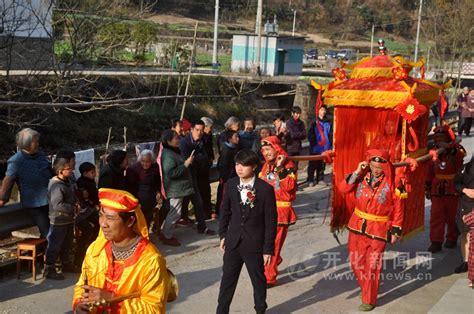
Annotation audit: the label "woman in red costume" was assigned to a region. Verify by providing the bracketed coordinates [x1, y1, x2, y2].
[259, 136, 297, 286]
[339, 148, 403, 312]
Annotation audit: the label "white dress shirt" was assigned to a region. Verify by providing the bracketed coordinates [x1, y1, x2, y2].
[239, 176, 256, 204]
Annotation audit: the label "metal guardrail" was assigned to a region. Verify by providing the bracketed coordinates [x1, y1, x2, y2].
[0, 203, 35, 238]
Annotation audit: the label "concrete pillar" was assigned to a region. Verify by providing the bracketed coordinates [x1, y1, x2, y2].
[293, 82, 317, 125]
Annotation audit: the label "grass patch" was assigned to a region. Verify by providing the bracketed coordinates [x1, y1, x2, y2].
[196, 53, 232, 73]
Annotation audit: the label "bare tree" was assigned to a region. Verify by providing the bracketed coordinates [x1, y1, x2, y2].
[422, 0, 473, 90]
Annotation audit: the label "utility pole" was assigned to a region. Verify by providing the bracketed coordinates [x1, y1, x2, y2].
[370, 24, 375, 57]
[212, 0, 219, 69]
[255, 0, 263, 75]
[180, 22, 199, 120]
[414, 0, 423, 62]
[292, 9, 296, 36]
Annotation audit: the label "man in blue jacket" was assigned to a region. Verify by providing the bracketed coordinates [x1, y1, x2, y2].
[307, 105, 332, 187]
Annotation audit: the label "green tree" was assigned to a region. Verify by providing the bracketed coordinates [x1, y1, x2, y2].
[132, 21, 159, 61]
[97, 22, 132, 59]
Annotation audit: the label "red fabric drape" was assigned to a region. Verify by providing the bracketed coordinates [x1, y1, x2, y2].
[331, 107, 427, 237]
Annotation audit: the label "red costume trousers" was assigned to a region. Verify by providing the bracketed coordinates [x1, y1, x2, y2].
[348, 232, 386, 305]
[430, 195, 459, 243]
[265, 226, 288, 284]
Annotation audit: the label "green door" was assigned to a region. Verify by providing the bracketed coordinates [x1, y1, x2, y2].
[277, 50, 286, 75]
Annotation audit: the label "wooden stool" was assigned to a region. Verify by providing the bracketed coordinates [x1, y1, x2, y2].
[16, 238, 47, 281]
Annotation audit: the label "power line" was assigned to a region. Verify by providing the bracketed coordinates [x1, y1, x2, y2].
[0, 95, 233, 108]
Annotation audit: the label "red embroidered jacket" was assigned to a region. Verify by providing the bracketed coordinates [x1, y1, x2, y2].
[259, 163, 297, 226]
[339, 172, 403, 242]
[426, 144, 465, 196]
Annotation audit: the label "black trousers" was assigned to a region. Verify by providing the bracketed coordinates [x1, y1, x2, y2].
[307, 160, 325, 183]
[217, 244, 267, 314]
[215, 181, 225, 217]
[45, 224, 74, 266]
[197, 169, 213, 218]
[459, 117, 472, 136]
[457, 112, 463, 135]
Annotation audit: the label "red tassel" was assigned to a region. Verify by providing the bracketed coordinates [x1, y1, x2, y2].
[407, 125, 419, 152]
[439, 89, 448, 120]
[421, 65, 425, 80]
[315, 88, 327, 147]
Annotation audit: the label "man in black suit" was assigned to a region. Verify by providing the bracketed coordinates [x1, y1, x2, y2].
[217, 149, 277, 314]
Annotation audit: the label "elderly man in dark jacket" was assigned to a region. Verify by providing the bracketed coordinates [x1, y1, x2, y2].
[180, 120, 216, 235]
[286, 106, 307, 169]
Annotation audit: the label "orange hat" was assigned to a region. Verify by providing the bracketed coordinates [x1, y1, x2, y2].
[90, 188, 149, 257]
[99, 188, 140, 213]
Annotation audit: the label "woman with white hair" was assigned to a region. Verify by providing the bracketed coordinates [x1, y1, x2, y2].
[217, 116, 240, 154]
[126, 149, 162, 227]
[0, 128, 52, 238]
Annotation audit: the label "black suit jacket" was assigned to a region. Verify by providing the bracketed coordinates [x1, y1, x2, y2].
[219, 176, 277, 255]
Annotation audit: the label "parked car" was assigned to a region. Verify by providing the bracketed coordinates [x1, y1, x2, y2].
[305, 48, 318, 60]
[337, 49, 354, 60]
[325, 50, 338, 59]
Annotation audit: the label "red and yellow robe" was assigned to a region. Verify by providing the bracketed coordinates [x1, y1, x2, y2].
[72, 237, 171, 313]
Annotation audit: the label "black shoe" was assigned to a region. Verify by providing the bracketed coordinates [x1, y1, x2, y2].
[44, 267, 65, 280]
[197, 227, 216, 235]
[454, 262, 468, 274]
[428, 242, 442, 253]
[444, 240, 457, 248]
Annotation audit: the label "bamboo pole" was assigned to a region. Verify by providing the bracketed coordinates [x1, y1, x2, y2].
[288, 147, 448, 168]
[180, 21, 199, 120]
[101, 127, 112, 167]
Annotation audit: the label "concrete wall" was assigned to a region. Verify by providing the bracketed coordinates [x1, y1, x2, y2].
[2, 0, 53, 38]
[0, 36, 54, 70]
[231, 35, 277, 75]
[232, 34, 304, 76]
[275, 37, 304, 75]
[0, 0, 54, 70]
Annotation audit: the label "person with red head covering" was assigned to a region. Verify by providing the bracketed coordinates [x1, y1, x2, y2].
[259, 136, 297, 286]
[72, 188, 173, 313]
[339, 149, 403, 311]
[425, 125, 465, 253]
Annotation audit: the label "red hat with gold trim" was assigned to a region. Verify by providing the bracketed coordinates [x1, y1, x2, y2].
[99, 188, 140, 213]
[366, 148, 395, 192]
[90, 188, 149, 257]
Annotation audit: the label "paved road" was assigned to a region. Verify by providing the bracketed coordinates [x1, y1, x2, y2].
[0, 136, 473, 313]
